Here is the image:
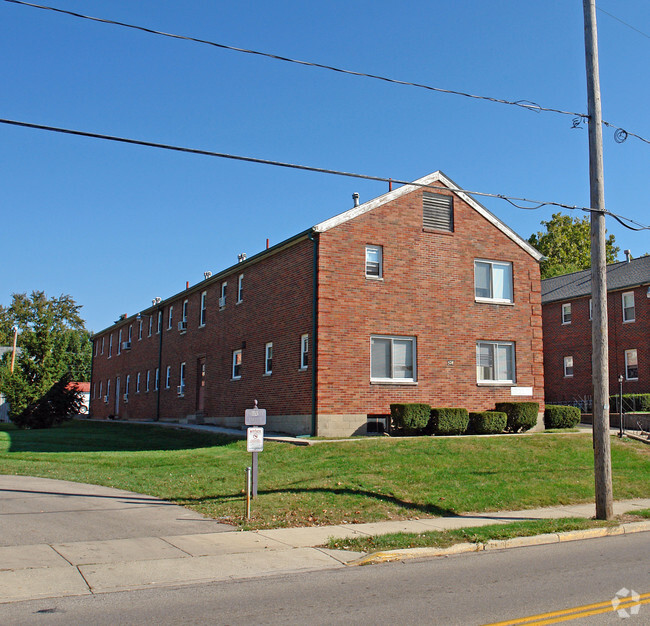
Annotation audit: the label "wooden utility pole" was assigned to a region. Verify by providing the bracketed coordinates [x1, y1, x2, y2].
[583, 0, 613, 520]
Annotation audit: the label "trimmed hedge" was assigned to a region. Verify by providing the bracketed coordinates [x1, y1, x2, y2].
[494, 402, 539, 433]
[390, 403, 431, 432]
[544, 405, 581, 429]
[429, 407, 469, 436]
[468, 411, 507, 435]
[609, 393, 650, 413]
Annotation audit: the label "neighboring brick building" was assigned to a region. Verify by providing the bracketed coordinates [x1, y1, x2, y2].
[90, 171, 545, 436]
[541, 255, 650, 407]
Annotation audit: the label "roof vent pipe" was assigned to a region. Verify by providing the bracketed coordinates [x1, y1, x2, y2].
[238, 253, 247, 263]
[624, 249, 632, 263]
[352, 192, 359, 207]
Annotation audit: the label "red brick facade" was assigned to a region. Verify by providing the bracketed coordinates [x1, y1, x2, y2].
[90, 172, 545, 436]
[542, 283, 649, 405]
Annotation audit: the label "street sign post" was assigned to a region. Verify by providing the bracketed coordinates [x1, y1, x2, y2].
[245, 401, 266, 497]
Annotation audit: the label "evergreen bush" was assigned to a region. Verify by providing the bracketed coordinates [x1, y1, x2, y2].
[494, 402, 539, 433]
[390, 403, 431, 433]
[429, 408, 469, 436]
[544, 405, 581, 429]
[468, 411, 507, 435]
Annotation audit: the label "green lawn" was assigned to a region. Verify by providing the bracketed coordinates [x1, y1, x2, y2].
[0, 421, 648, 529]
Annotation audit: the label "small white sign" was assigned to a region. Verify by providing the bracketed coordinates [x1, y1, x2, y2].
[245, 408, 267, 426]
[511, 386, 533, 397]
[247, 427, 264, 452]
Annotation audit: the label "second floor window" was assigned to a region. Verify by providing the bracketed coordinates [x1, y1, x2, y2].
[622, 292, 635, 323]
[562, 303, 572, 325]
[365, 245, 383, 278]
[563, 356, 574, 377]
[200, 291, 207, 326]
[474, 260, 513, 303]
[168, 306, 173, 330]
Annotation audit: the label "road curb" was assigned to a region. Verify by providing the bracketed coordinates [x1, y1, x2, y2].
[347, 521, 650, 566]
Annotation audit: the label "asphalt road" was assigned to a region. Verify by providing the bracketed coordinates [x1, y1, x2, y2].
[1, 532, 648, 625]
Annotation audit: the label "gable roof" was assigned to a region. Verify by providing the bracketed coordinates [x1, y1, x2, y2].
[541, 255, 650, 304]
[313, 170, 543, 261]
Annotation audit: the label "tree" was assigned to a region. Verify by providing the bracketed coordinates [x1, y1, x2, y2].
[0, 291, 91, 422]
[528, 213, 619, 279]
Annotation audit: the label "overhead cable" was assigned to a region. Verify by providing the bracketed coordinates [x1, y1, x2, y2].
[4, 0, 649, 146]
[1, 116, 647, 231]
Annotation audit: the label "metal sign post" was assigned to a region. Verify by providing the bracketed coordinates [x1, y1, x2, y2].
[245, 401, 266, 498]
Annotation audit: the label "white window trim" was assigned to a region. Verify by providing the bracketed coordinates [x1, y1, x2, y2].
[476, 341, 516, 385]
[237, 274, 244, 303]
[182, 299, 188, 323]
[562, 303, 572, 325]
[474, 259, 514, 304]
[200, 291, 207, 327]
[148, 316, 153, 337]
[157, 311, 163, 334]
[370, 335, 417, 384]
[589, 298, 592, 321]
[108, 334, 113, 358]
[138, 319, 143, 341]
[155, 368, 159, 391]
[146, 370, 150, 393]
[168, 306, 173, 330]
[365, 245, 383, 280]
[101, 337, 104, 355]
[165, 366, 171, 389]
[220, 282, 227, 309]
[264, 342, 273, 375]
[118, 329, 122, 355]
[128, 325, 133, 343]
[625, 349, 638, 381]
[136, 372, 141, 393]
[232, 349, 242, 380]
[622, 291, 635, 323]
[300, 334, 309, 370]
[179, 362, 186, 396]
[563, 356, 574, 378]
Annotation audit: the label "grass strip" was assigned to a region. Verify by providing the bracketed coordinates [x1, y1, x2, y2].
[326, 518, 620, 552]
[629, 508, 650, 519]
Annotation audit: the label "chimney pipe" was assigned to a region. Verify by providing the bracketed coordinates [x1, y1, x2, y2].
[624, 249, 632, 263]
[352, 192, 359, 207]
[266, 238, 270, 249]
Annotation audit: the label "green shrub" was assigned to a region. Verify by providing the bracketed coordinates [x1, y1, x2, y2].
[468, 411, 507, 435]
[390, 403, 431, 433]
[610, 393, 650, 413]
[544, 405, 581, 429]
[429, 408, 469, 436]
[494, 402, 539, 433]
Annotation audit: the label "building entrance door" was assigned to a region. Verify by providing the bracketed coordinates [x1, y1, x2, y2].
[196, 358, 206, 414]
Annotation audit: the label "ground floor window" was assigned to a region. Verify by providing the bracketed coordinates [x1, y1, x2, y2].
[625, 349, 638, 380]
[232, 349, 242, 379]
[370, 335, 416, 383]
[563, 356, 574, 377]
[476, 341, 515, 384]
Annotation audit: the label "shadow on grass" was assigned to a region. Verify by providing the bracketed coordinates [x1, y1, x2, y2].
[169, 486, 459, 518]
[0, 421, 237, 453]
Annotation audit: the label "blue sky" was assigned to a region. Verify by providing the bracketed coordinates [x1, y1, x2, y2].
[2, 0, 648, 333]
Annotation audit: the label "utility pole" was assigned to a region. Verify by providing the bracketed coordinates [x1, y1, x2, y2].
[583, 0, 613, 520]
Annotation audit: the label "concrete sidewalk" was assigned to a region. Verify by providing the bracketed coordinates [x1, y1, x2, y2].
[1, 476, 649, 605]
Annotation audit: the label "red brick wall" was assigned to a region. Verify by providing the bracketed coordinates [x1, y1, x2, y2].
[543, 285, 650, 402]
[316, 183, 544, 420]
[90, 239, 314, 423]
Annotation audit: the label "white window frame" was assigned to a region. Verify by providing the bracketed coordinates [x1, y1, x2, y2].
[265, 342, 273, 375]
[101, 336, 104, 355]
[136, 372, 141, 393]
[146, 370, 150, 393]
[589, 298, 592, 321]
[148, 316, 153, 337]
[237, 274, 244, 303]
[157, 311, 163, 334]
[220, 282, 227, 309]
[200, 291, 207, 326]
[182, 299, 188, 323]
[562, 303, 572, 325]
[365, 245, 383, 279]
[625, 349, 638, 381]
[232, 349, 242, 380]
[168, 306, 173, 330]
[563, 356, 574, 378]
[474, 259, 513, 304]
[370, 335, 417, 383]
[118, 329, 122, 355]
[300, 334, 309, 370]
[155, 367, 159, 391]
[138, 319, 143, 341]
[125, 374, 130, 398]
[128, 325, 133, 343]
[179, 362, 186, 395]
[622, 291, 635, 323]
[99, 381, 102, 400]
[165, 366, 171, 389]
[108, 334, 113, 358]
[476, 341, 516, 385]
[106, 379, 110, 400]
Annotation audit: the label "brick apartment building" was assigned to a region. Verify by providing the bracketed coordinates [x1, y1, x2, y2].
[90, 171, 545, 436]
[541, 255, 650, 406]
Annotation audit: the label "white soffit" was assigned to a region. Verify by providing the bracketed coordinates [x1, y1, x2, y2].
[313, 171, 543, 262]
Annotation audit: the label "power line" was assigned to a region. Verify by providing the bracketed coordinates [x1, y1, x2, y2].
[1, 116, 647, 231]
[4, 0, 649, 146]
[597, 6, 650, 40]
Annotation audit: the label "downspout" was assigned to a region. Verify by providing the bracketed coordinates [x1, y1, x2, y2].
[156, 309, 163, 421]
[308, 230, 319, 436]
[89, 334, 95, 415]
